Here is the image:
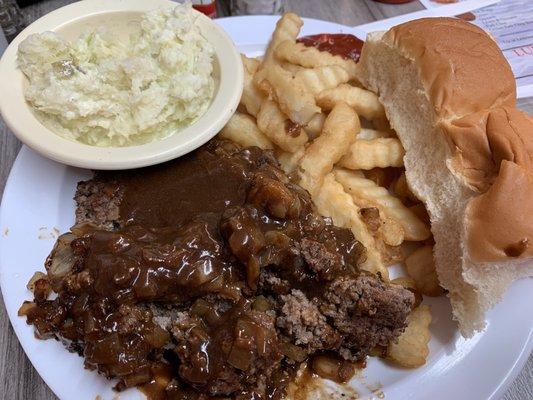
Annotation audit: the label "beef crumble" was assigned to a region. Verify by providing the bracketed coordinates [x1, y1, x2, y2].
[20, 140, 414, 399]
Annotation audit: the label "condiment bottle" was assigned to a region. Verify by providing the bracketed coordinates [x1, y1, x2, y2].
[192, 0, 217, 18]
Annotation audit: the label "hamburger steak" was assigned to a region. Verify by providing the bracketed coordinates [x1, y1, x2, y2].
[20, 140, 414, 399]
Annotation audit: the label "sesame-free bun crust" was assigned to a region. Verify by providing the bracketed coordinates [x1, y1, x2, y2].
[384, 18, 516, 118]
[357, 17, 533, 337]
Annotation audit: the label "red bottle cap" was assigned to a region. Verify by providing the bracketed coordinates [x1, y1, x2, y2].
[193, 1, 217, 18]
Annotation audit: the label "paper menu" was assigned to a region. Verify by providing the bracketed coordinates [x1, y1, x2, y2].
[470, 0, 533, 98]
[421, 0, 533, 98]
[355, 0, 498, 38]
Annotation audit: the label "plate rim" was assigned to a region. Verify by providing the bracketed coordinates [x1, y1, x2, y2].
[1, 15, 532, 400]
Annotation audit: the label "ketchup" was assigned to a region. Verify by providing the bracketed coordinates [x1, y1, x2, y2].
[297, 34, 365, 62]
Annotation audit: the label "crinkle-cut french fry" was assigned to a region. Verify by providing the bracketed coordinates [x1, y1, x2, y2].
[253, 13, 303, 93]
[357, 128, 395, 140]
[296, 66, 352, 97]
[280, 61, 307, 75]
[275, 40, 357, 77]
[380, 217, 405, 247]
[261, 13, 303, 67]
[405, 245, 444, 297]
[257, 99, 308, 152]
[317, 84, 386, 121]
[387, 305, 432, 368]
[334, 169, 431, 242]
[241, 54, 260, 72]
[380, 241, 406, 266]
[241, 55, 265, 117]
[277, 147, 305, 174]
[305, 113, 326, 140]
[339, 138, 405, 170]
[394, 172, 420, 203]
[219, 112, 274, 150]
[359, 206, 405, 262]
[314, 174, 386, 278]
[258, 64, 321, 125]
[299, 102, 360, 195]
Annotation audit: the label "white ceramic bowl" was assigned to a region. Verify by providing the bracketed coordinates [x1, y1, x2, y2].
[0, 0, 243, 170]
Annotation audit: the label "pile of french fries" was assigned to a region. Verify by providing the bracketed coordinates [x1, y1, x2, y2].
[219, 13, 443, 369]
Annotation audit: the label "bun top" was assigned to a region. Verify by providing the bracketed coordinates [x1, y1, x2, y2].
[383, 18, 516, 119]
[381, 18, 533, 263]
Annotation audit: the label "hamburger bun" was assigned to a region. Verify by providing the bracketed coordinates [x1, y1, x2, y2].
[356, 17, 533, 337]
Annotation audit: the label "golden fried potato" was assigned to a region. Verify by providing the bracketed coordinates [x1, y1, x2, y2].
[339, 138, 405, 170]
[254, 13, 303, 96]
[262, 12, 303, 66]
[242, 54, 260, 71]
[305, 113, 326, 140]
[380, 243, 405, 266]
[314, 174, 386, 278]
[393, 172, 419, 204]
[275, 40, 357, 77]
[359, 206, 405, 263]
[387, 305, 432, 368]
[258, 64, 320, 125]
[317, 84, 385, 121]
[241, 55, 265, 117]
[357, 128, 395, 140]
[405, 246, 444, 297]
[219, 112, 274, 150]
[380, 217, 405, 247]
[334, 169, 431, 242]
[296, 66, 352, 96]
[256, 99, 308, 152]
[299, 103, 360, 195]
[277, 147, 305, 174]
[280, 61, 307, 75]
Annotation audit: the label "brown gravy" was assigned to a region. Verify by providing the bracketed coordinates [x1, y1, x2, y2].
[22, 141, 369, 400]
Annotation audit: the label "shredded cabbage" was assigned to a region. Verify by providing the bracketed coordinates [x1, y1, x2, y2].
[17, 3, 215, 146]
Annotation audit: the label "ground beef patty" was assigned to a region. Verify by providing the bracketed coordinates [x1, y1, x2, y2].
[23, 140, 414, 400]
[75, 179, 123, 230]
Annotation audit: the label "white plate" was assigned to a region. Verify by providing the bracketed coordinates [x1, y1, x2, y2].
[1, 16, 532, 400]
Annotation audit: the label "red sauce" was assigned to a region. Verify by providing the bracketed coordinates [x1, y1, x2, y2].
[297, 34, 364, 62]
